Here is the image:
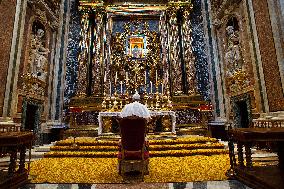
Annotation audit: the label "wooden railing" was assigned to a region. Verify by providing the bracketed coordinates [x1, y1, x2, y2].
[0, 132, 34, 189]
[227, 128, 284, 189]
[0, 124, 21, 132]
[252, 119, 284, 128]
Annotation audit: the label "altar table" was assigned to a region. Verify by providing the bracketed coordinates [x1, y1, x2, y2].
[98, 111, 176, 135]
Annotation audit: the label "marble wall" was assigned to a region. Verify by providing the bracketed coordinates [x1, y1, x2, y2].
[64, 0, 80, 106]
[252, 0, 284, 112]
[0, 0, 17, 116]
[208, 0, 284, 125]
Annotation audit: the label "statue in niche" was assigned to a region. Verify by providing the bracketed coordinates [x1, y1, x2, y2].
[29, 28, 49, 81]
[224, 25, 243, 77]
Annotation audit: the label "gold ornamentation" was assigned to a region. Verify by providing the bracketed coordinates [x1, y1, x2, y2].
[167, 6, 183, 95]
[76, 13, 90, 97]
[22, 73, 46, 96]
[110, 20, 161, 92]
[102, 117, 112, 133]
[92, 10, 105, 96]
[162, 115, 171, 132]
[181, 6, 196, 95]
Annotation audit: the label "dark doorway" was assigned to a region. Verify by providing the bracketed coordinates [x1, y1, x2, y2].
[236, 101, 249, 128]
[24, 104, 38, 131]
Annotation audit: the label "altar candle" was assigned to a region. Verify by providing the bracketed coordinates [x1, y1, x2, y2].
[162, 83, 164, 94]
[109, 82, 112, 96]
[156, 70, 158, 83]
[104, 71, 106, 82]
[166, 70, 169, 83]
[126, 72, 128, 83]
[115, 72, 118, 83]
[150, 81, 153, 94]
[145, 71, 147, 85]
[120, 81, 123, 94]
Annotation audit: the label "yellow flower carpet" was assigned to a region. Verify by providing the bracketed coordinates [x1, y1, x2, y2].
[29, 155, 230, 183]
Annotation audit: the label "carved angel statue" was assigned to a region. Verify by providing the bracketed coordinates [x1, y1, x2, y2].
[29, 28, 49, 80]
[224, 25, 243, 77]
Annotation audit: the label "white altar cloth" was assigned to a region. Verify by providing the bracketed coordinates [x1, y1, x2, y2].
[98, 111, 176, 135]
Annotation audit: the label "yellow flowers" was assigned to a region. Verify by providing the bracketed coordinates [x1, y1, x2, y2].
[150, 149, 228, 157]
[55, 138, 118, 146]
[148, 136, 219, 145]
[29, 155, 230, 183]
[149, 143, 224, 151]
[44, 151, 117, 158]
[45, 136, 226, 158]
[50, 145, 118, 151]
[55, 136, 219, 146]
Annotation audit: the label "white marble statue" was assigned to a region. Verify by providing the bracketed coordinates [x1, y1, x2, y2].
[224, 25, 243, 77]
[29, 28, 49, 80]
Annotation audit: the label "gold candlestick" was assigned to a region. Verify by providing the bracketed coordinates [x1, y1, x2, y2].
[166, 88, 172, 109]
[155, 92, 160, 110]
[112, 91, 118, 110]
[102, 95, 107, 109]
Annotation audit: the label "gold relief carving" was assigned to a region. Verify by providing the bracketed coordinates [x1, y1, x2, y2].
[22, 74, 46, 97]
[35, 9, 48, 25]
[148, 116, 158, 133]
[102, 117, 112, 133]
[226, 70, 250, 95]
[162, 115, 171, 132]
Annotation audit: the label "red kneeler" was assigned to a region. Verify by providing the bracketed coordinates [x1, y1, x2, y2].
[118, 116, 149, 177]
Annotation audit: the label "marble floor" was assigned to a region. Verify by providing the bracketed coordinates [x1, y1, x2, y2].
[21, 180, 251, 189]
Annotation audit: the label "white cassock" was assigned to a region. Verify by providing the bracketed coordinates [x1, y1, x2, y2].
[121, 102, 151, 119]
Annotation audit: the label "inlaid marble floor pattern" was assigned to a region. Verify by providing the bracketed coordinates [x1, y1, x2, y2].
[21, 180, 251, 189]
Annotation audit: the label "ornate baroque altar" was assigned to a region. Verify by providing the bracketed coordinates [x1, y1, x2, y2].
[67, 0, 211, 135]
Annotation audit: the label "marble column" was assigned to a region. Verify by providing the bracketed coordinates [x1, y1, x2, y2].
[103, 13, 112, 96]
[51, 0, 71, 122]
[202, 0, 226, 119]
[159, 11, 169, 92]
[182, 6, 196, 95]
[168, 6, 182, 95]
[76, 11, 90, 97]
[3, 0, 28, 118]
[92, 10, 105, 96]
